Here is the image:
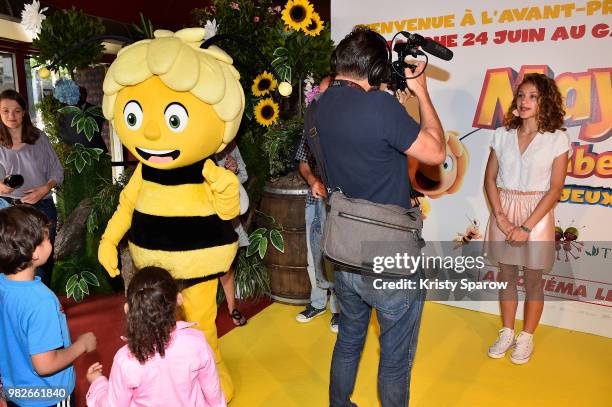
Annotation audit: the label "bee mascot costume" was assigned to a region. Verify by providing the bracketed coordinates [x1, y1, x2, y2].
[98, 27, 244, 401]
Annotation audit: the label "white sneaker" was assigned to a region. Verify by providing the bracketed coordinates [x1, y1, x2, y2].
[488, 327, 515, 359]
[510, 331, 534, 364]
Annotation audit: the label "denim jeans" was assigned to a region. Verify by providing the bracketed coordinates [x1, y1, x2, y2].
[329, 270, 425, 407]
[305, 199, 338, 313]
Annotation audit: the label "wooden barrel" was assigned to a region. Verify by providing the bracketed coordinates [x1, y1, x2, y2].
[259, 172, 311, 304]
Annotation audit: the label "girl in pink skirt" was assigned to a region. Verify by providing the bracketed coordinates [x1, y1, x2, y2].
[483, 73, 570, 364]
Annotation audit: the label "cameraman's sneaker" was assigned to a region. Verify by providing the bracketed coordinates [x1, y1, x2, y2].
[296, 304, 326, 323]
[488, 327, 515, 359]
[330, 313, 340, 333]
[510, 331, 534, 364]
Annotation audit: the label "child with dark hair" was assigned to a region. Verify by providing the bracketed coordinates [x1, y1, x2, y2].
[484, 73, 570, 364]
[0, 205, 96, 407]
[86, 267, 225, 407]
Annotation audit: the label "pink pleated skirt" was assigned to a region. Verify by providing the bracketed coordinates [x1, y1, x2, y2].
[484, 189, 555, 271]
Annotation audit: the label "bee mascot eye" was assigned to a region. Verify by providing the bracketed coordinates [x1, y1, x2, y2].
[165, 103, 189, 132]
[123, 101, 143, 130]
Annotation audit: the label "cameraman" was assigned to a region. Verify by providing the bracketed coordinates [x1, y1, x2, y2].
[315, 27, 445, 406]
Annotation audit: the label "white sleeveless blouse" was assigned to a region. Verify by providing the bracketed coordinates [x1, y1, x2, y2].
[490, 127, 571, 192]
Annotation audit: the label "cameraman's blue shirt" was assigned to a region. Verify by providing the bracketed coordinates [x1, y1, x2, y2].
[314, 86, 420, 208]
[0, 275, 75, 406]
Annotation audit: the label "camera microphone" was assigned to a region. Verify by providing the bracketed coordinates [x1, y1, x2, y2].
[401, 31, 454, 61]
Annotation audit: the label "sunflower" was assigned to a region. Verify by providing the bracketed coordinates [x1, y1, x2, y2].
[252, 71, 278, 97]
[281, 0, 314, 31]
[254, 98, 280, 127]
[303, 11, 323, 36]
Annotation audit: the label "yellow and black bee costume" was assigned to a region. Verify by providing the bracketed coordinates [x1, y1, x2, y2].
[98, 27, 245, 401]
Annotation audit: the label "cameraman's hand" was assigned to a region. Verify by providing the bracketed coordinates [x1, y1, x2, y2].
[309, 177, 327, 199]
[405, 61, 428, 98]
[396, 89, 413, 106]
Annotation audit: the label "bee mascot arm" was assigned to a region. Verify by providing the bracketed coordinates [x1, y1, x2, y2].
[98, 164, 143, 277]
[202, 159, 240, 220]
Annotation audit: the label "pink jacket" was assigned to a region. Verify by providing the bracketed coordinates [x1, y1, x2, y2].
[86, 321, 226, 407]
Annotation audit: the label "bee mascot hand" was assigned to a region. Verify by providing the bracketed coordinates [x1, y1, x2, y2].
[202, 159, 240, 220]
[98, 239, 120, 277]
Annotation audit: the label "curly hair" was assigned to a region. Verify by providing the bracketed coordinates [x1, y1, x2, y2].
[0, 205, 50, 275]
[504, 73, 565, 133]
[126, 267, 179, 364]
[0, 90, 40, 148]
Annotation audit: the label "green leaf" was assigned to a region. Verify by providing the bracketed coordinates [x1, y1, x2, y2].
[246, 235, 262, 257]
[76, 119, 84, 135]
[90, 117, 100, 133]
[79, 279, 89, 295]
[73, 284, 83, 302]
[81, 270, 100, 286]
[83, 152, 92, 166]
[273, 47, 289, 58]
[91, 148, 103, 159]
[66, 274, 79, 293]
[249, 228, 266, 238]
[272, 64, 291, 83]
[85, 105, 103, 117]
[58, 106, 82, 115]
[270, 229, 284, 253]
[70, 115, 79, 128]
[258, 237, 268, 259]
[65, 152, 77, 164]
[75, 156, 87, 173]
[83, 120, 94, 141]
[86, 212, 97, 233]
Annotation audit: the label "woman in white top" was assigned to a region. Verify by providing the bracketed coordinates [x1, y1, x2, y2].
[484, 73, 570, 364]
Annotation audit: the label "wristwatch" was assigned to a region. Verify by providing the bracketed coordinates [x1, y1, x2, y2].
[520, 225, 531, 233]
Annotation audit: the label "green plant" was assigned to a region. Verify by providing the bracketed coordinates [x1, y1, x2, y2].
[65, 269, 100, 302]
[216, 248, 271, 304]
[58, 105, 104, 142]
[65, 143, 104, 173]
[261, 116, 303, 179]
[53, 256, 113, 301]
[32, 8, 105, 75]
[35, 95, 63, 143]
[247, 211, 285, 259]
[132, 12, 155, 40]
[235, 249, 270, 299]
[87, 169, 133, 233]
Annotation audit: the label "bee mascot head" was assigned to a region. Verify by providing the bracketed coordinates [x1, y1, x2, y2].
[102, 27, 244, 167]
[99, 27, 245, 402]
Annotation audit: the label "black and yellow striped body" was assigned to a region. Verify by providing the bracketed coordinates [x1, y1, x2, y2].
[128, 160, 238, 280]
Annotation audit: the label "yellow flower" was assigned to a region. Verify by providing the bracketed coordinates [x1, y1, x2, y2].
[252, 71, 278, 97]
[281, 0, 314, 31]
[254, 98, 279, 127]
[303, 12, 323, 36]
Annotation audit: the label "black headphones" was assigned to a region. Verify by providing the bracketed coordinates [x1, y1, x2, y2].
[367, 31, 392, 86]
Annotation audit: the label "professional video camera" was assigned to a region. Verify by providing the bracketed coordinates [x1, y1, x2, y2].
[388, 31, 453, 92]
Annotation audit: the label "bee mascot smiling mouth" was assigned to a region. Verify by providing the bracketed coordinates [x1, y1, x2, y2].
[98, 27, 244, 401]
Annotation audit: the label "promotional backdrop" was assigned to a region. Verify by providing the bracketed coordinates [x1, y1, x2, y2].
[331, 0, 611, 337]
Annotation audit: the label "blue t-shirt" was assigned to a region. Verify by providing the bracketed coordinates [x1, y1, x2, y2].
[0, 275, 74, 406]
[315, 85, 420, 208]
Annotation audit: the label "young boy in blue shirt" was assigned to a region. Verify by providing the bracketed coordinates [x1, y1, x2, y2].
[0, 205, 97, 407]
